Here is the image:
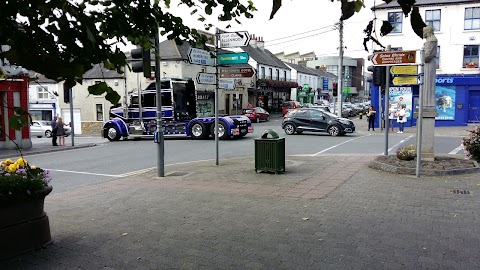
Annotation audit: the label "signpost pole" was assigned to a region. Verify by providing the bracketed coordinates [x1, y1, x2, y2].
[69, 87, 74, 146]
[155, 24, 164, 177]
[215, 28, 219, 166]
[384, 45, 391, 155]
[337, 20, 344, 118]
[416, 48, 425, 177]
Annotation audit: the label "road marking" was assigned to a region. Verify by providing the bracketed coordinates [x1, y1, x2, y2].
[309, 134, 373, 156]
[45, 169, 121, 178]
[386, 135, 414, 154]
[119, 167, 156, 177]
[449, 144, 464, 155]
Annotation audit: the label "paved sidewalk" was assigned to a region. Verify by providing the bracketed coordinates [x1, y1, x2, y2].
[2, 154, 480, 269]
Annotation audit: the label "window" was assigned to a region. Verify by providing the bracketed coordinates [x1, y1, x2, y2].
[425, 9, 441, 32]
[96, 104, 103, 121]
[269, 68, 273, 79]
[463, 45, 479, 68]
[465, 7, 480, 30]
[283, 71, 287, 80]
[37, 86, 49, 99]
[275, 69, 279, 80]
[436, 46, 440, 69]
[261, 67, 265, 79]
[388, 12, 403, 33]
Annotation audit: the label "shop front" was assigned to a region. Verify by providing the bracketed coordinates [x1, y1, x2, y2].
[196, 91, 214, 117]
[370, 74, 480, 128]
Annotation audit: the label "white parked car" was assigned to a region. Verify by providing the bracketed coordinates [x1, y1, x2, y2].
[30, 120, 71, 138]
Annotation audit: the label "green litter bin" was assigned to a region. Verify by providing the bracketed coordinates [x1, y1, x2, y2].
[254, 129, 285, 173]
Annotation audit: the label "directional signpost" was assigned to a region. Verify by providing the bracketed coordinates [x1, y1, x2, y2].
[219, 31, 251, 48]
[217, 52, 249, 65]
[392, 76, 418, 86]
[218, 78, 235, 89]
[188, 48, 214, 66]
[371, 50, 417, 66]
[219, 67, 255, 78]
[196, 72, 216, 85]
[390, 65, 418, 75]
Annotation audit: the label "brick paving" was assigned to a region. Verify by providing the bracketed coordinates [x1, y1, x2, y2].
[2, 153, 480, 269]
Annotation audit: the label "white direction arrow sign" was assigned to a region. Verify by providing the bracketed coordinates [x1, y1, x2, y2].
[219, 78, 235, 89]
[188, 48, 214, 66]
[196, 72, 216, 85]
[219, 31, 251, 48]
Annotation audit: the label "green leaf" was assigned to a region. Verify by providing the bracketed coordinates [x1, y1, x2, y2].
[105, 90, 121, 105]
[9, 115, 29, 130]
[354, 0, 364, 12]
[269, 0, 282, 20]
[88, 82, 109, 95]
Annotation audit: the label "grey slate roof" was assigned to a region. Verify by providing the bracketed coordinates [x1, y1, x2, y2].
[372, 0, 478, 10]
[307, 67, 337, 79]
[27, 70, 57, 84]
[284, 62, 317, 75]
[83, 64, 123, 79]
[240, 46, 290, 70]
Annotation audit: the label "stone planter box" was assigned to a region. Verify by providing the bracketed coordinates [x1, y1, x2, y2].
[0, 186, 53, 261]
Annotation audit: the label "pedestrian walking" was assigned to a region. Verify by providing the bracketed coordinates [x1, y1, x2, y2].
[397, 105, 407, 133]
[367, 105, 376, 131]
[56, 116, 67, 146]
[51, 116, 58, 146]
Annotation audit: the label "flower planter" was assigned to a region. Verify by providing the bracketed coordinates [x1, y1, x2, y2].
[0, 185, 53, 261]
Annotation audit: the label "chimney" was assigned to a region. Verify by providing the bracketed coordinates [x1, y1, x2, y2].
[250, 34, 257, 48]
[257, 36, 264, 51]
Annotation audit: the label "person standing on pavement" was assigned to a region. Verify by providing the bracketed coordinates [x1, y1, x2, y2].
[397, 105, 407, 133]
[367, 105, 376, 131]
[388, 106, 395, 133]
[51, 116, 58, 146]
[56, 116, 67, 146]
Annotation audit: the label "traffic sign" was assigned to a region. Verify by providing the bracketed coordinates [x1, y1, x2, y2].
[390, 65, 418, 75]
[392, 76, 418, 86]
[196, 72, 216, 85]
[188, 48, 214, 66]
[217, 52, 249, 65]
[219, 31, 251, 48]
[371, 50, 416, 66]
[219, 78, 235, 89]
[219, 67, 255, 78]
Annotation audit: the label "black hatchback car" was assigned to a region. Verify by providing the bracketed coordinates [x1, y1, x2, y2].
[282, 108, 355, 136]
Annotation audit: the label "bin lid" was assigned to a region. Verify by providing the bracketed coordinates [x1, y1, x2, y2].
[261, 129, 279, 139]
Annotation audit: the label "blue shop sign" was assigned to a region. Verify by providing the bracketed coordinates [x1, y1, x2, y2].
[436, 75, 480, 86]
[322, 78, 329, 90]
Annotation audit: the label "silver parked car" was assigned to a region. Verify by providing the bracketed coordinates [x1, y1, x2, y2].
[30, 120, 71, 138]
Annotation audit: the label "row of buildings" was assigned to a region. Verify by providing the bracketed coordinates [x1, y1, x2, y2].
[25, 36, 359, 135]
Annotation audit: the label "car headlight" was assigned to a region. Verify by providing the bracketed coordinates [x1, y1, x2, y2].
[338, 119, 351, 125]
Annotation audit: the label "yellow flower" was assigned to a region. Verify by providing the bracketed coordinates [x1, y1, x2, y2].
[16, 158, 27, 168]
[30, 166, 37, 169]
[2, 159, 13, 166]
[6, 163, 18, 173]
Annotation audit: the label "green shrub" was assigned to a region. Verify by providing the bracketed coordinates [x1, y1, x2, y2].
[396, 145, 416, 161]
[462, 125, 480, 162]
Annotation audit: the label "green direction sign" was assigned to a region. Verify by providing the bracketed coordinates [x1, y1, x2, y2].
[390, 65, 418, 75]
[217, 52, 249, 65]
[303, 84, 309, 90]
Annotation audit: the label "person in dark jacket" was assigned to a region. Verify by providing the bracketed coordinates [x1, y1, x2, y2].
[367, 105, 376, 131]
[51, 116, 58, 146]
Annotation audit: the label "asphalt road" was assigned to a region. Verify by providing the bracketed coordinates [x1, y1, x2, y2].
[25, 117, 467, 194]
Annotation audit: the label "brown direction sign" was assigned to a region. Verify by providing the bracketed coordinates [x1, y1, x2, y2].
[219, 67, 254, 78]
[372, 50, 417, 66]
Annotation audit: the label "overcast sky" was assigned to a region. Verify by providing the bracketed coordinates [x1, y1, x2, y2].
[161, 0, 380, 60]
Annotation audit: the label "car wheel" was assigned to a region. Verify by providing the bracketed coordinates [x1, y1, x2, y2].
[256, 117, 260, 123]
[284, 123, 296, 135]
[106, 125, 121, 141]
[328, 125, 341, 136]
[45, 130, 52, 138]
[190, 122, 208, 140]
[210, 121, 228, 140]
[266, 116, 270, 121]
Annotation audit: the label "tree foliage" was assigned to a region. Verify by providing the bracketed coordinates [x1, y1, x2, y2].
[0, 0, 425, 107]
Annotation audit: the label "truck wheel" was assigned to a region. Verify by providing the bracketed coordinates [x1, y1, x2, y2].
[284, 123, 296, 135]
[210, 121, 228, 140]
[328, 125, 341, 137]
[190, 122, 208, 139]
[106, 125, 121, 141]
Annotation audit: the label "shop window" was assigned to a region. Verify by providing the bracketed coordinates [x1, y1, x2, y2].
[425, 9, 441, 32]
[436, 46, 440, 69]
[388, 12, 403, 33]
[96, 104, 103, 121]
[465, 7, 480, 30]
[37, 86, 49, 99]
[463, 45, 479, 68]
